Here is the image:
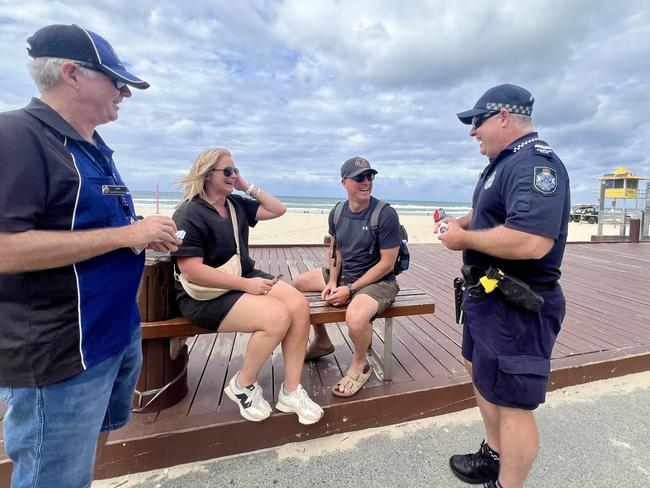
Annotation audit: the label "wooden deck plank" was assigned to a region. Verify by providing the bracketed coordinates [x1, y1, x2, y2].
[308, 323, 349, 397]
[156, 334, 218, 419]
[188, 332, 236, 416]
[2, 241, 649, 483]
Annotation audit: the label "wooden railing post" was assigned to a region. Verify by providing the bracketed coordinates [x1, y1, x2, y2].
[629, 218, 640, 243]
[134, 255, 188, 413]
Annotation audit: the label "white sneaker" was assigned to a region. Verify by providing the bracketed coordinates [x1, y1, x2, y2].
[276, 383, 324, 425]
[224, 372, 272, 422]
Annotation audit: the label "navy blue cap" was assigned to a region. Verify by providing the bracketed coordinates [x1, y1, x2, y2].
[27, 24, 149, 89]
[457, 84, 534, 124]
[340, 157, 378, 178]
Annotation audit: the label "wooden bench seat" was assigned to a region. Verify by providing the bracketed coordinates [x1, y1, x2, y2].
[133, 258, 435, 412]
[141, 287, 435, 382]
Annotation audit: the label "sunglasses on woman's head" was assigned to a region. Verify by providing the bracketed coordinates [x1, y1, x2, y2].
[211, 167, 240, 177]
[350, 172, 375, 183]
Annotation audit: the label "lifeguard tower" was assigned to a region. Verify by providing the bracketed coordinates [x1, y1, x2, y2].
[600, 167, 644, 199]
[596, 167, 648, 239]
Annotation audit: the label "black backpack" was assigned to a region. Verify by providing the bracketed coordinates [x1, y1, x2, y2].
[332, 200, 410, 275]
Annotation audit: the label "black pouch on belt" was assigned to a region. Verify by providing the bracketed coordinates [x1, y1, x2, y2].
[453, 277, 465, 324]
[485, 267, 545, 313]
[460, 265, 487, 301]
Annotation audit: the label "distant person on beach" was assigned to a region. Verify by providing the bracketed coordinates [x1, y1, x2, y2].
[438, 84, 570, 488]
[0, 24, 180, 488]
[293, 157, 401, 397]
[172, 148, 323, 425]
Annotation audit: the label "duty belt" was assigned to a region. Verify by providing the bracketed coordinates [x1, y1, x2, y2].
[460, 265, 546, 313]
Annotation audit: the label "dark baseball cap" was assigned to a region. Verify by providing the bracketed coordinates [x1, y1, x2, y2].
[27, 24, 149, 89]
[457, 84, 534, 124]
[340, 157, 378, 179]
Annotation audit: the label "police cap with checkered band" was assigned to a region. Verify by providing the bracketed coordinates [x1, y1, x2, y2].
[457, 84, 534, 124]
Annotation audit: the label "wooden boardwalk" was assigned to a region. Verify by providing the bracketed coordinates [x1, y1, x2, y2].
[1, 242, 649, 482]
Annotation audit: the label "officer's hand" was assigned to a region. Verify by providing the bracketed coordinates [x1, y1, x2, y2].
[435, 216, 455, 235]
[125, 215, 180, 248]
[438, 220, 465, 250]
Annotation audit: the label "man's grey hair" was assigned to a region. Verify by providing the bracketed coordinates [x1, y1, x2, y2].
[28, 57, 98, 92]
[510, 113, 534, 130]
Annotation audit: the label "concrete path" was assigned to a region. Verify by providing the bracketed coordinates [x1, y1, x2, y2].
[95, 371, 650, 488]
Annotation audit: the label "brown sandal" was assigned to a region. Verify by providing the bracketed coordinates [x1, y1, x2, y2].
[331, 364, 373, 397]
[305, 344, 335, 361]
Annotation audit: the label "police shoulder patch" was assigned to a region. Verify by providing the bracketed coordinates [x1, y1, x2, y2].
[533, 166, 557, 195]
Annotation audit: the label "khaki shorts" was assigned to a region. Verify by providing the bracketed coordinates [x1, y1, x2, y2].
[322, 268, 400, 316]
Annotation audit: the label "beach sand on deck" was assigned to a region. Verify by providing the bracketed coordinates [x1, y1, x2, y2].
[137, 206, 616, 245]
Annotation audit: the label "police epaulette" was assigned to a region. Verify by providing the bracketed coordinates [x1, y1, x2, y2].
[534, 144, 553, 155]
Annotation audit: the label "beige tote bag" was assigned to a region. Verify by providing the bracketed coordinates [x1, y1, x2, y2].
[176, 199, 242, 300]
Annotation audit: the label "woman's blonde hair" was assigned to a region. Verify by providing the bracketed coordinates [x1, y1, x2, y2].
[176, 148, 232, 205]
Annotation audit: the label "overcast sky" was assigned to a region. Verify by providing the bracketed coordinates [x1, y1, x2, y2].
[1, 0, 649, 204]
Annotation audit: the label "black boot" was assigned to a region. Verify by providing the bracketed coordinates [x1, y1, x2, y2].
[449, 440, 500, 484]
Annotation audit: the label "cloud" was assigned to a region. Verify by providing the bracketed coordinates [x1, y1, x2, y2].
[1, 0, 649, 205]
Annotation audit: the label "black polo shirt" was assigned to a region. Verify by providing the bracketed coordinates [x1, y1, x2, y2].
[0, 98, 144, 387]
[171, 194, 260, 297]
[463, 132, 571, 286]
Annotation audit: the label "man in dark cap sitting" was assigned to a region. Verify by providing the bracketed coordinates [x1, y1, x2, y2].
[438, 84, 570, 488]
[0, 24, 180, 487]
[293, 157, 401, 397]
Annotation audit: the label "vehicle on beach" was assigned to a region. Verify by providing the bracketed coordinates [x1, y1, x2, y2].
[570, 204, 599, 224]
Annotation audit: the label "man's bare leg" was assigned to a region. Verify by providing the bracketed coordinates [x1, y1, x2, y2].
[497, 407, 539, 488]
[334, 295, 378, 394]
[465, 359, 501, 451]
[449, 361, 501, 485]
[292, 269, 333, 350]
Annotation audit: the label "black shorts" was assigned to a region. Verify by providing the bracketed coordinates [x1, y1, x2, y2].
[176, 269, 273, 331]
[461, 285, 565, 410]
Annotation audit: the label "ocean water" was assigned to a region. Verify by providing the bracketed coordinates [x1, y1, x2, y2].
[131, 191, 470, 217]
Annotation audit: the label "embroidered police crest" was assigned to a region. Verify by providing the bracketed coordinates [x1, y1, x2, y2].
[533, 166, 557, 194]
[484, 171, 496, 190]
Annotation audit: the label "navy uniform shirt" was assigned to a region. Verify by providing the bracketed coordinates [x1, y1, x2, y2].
[0, 99, 144, 387]
[328, 197, 401, 282]
[464, 132, 570, 286]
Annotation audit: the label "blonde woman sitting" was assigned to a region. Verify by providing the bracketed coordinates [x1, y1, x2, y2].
[172, 148, 323, 425]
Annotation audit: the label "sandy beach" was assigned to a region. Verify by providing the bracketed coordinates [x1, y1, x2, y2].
[137, 206, 618, 245]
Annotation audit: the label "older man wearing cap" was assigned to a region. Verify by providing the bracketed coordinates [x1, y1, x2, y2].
[293, 157, 401, 397]
[0, 24, 180, 487]
[438, 84, 570, 488]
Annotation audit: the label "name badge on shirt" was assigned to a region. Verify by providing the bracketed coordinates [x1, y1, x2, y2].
[102, 185, 129, 196]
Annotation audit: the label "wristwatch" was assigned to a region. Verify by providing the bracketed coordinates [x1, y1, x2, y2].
[347, 283, 355, 297]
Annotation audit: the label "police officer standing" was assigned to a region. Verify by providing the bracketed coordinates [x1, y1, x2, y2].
[439, 84, 570, 488]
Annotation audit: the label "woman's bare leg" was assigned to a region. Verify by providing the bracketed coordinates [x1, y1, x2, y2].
[292, 269, 332, 349]
[267, 281, 310, 389]
[219, 293, 290, 386]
